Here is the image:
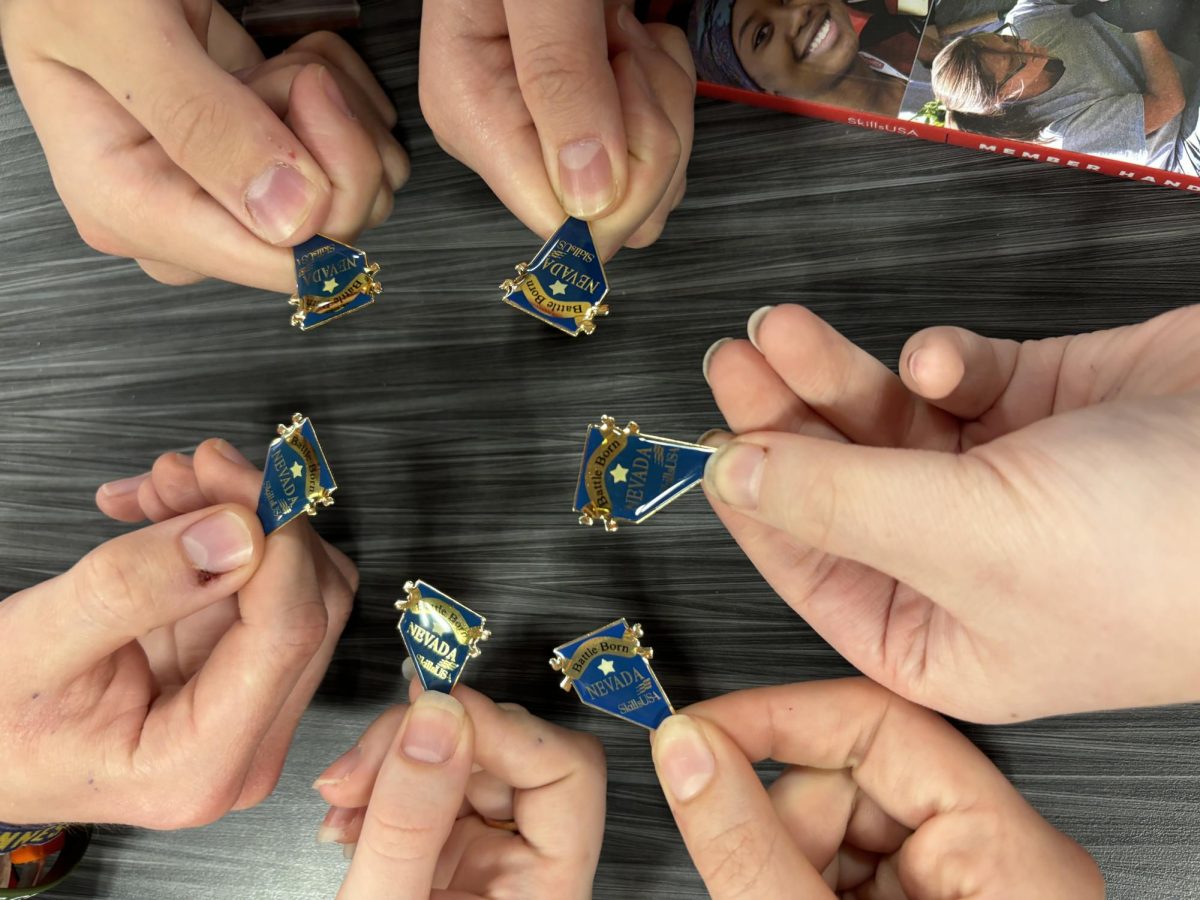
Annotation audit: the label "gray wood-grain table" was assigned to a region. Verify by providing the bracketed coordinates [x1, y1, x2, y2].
[2, 2, 1198, 898]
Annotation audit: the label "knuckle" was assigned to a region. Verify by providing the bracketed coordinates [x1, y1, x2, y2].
[325, 579, 354, 636]
[519, 44, 592, 109]
[153, 778, 241, 829]
[73, 545, 151, 633]
[903, 810, 1002, 890]
[272, 49, 326, 70]
[291, 30, 350, 60]
[275, 599, 330, 656]
[73, 214, 127, 258]
[695, 816, 775, 897]
[639, 114, 683, 169]
[156, 90, 235, 169]
[362, 807, 440, 863]
[138, 260, 201, 286]
[342, 560, 361, 597]
[649, 24, 698, 83]
[232, 761, 285, 811]
[626, 214, 668, 250]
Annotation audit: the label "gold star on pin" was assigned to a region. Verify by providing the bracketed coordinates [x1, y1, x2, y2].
[597, 658, 615, 676]
[322, 278, 338, 293]
[610, 464, 628, 483]
[550, 280, 568, 296]
[290, 462, 304, 478]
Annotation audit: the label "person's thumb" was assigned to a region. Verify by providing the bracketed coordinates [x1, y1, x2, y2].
[10, 503, 264, 686]
[73, 5, 331, 244]
[703, 433, 1012, 596]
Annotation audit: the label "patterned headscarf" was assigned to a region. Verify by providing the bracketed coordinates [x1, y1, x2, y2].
[688, 0, 761, 90]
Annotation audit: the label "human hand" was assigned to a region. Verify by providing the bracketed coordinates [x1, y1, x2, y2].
[702, 303, 1200, 722]
[314, 683, 605, 899]
[0, 0, 407, 291]
[419, 0, 695, 260]
[0, 437, 355, 827]
[652, 678, 1104, 899]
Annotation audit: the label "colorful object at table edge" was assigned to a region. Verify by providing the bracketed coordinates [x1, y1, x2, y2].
[0, 824, 90, 898]
[290, 234, 381, 331]
[499, 217, 609, 337]
[395, 580, 491, 693]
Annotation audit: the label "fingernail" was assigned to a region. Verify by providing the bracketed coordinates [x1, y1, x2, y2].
[342, 842, 356, 860]
[618, 3, 658, 48]
[98, 473, 148, 497]
[697, 428, 732, 449]
[702, 337, 733, 385]
[244, 163, 318, 244]
[401, 657, 416, 682]
[705, 442, 765, 511]
[747, 305, 774, 352]
[181, 510, 254, 573]
[654, 715, 715, 803]
[212, 439, 253, 468]
[313, 744, 362, 789]
[400, 691, 464, 764]
[907, 348, 928, 382]
[319, 66, 355, 119]
[316, 805, 360, 844]
[558, 139, 615, 218]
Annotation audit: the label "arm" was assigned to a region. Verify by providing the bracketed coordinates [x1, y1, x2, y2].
[1132, 30, 1185, 133]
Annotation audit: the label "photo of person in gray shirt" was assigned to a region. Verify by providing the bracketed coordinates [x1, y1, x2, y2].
[931, 0, 1200, 175]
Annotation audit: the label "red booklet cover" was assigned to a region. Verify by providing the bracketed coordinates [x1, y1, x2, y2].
[641, 0, 1200, 194]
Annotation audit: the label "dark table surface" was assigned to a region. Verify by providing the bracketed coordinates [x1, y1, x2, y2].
[3, 2, 1199, 898]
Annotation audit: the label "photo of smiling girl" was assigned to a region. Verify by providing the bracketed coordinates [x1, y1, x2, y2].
[685, 0, 940, 117]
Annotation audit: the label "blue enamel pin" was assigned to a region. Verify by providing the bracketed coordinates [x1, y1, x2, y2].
[290, 234, 381, 331]
[256, 413, 337, 534]
[574, 415, 716, 532]
[500, 217, 609, 336]
[396, 581, 491, 693]
[550, 619, 674, 730]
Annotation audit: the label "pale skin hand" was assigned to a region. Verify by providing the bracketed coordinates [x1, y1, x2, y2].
[651, 678, 1104, 899]
[419, 0, 695, 260]
[702, 303, 1200, 722]
[313, 683, 606, 900]
[0, 0, 408, 291]
[0, 439, 356, 827]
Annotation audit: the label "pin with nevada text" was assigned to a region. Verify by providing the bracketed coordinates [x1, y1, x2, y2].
[396, 581, 491, 693]
[256, 413, 337, 534]
[550, 619, 673, 729]
[289, 234, 381, 331]
[499, 217, 609, 336]
[574, 415, 716, 532]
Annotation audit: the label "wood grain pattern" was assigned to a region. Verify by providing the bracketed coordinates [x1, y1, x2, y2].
[2, 1, 1198, 898]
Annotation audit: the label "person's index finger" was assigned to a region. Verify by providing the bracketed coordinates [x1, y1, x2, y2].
[504, 0, 628, 219]
[339, 692, 473, 900]
[683, 679, 1020, 831]
[651, 713, 833, 900]
[73, 5, 330, 246]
